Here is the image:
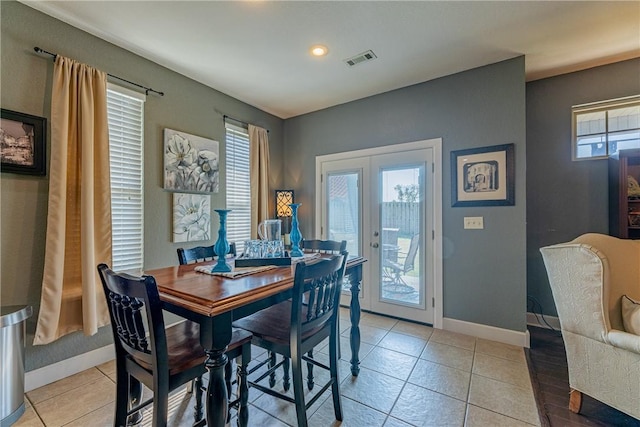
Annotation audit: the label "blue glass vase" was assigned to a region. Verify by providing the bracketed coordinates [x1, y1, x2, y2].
[212, 209, 232, 272]
[289, 203, 303, 257]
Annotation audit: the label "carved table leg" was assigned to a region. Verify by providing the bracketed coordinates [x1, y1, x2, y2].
[204, 349, 228, 427]
[349, 271, 362, 376]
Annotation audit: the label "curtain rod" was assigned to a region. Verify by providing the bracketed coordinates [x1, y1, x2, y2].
[223, 115, 269, 133]
[34, 47, 164, 96]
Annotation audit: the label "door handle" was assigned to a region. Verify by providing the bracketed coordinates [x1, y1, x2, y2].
[371, 242, 379, 248]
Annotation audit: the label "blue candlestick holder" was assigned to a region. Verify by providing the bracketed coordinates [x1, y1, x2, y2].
[212, 209, 232, 272]
[289, 203, 303, 257]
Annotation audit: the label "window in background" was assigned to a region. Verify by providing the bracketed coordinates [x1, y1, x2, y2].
[107, 84, 145, 272]
[573, 95, 640, 160]
[225, 123, 251, 252]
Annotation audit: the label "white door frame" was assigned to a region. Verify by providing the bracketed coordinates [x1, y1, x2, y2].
[315, 138, 443, 329]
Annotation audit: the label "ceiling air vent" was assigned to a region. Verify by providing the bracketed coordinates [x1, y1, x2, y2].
[344, 50, 377, 67]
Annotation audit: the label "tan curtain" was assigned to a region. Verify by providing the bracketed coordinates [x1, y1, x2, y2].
[249, 124, 270, 238]
[34, 56, 112, 345]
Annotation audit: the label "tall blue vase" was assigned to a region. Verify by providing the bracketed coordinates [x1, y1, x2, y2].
[289, 203, 303, 257]
[212, 209, 232, 272]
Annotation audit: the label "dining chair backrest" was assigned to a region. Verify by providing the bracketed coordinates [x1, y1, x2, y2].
[97, 263, 167, 374]
[177, 242, 237, 265]
[300, 239, 347, 255]
[291, 251, 347, 340]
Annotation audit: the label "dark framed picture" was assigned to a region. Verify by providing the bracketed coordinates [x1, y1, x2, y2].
[1, 109, 46, 175]
[451, 143, 514, 207]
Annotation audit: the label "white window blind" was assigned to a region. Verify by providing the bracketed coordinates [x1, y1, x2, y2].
[225, 123, 251, 251]
[107, 84, 145, 272]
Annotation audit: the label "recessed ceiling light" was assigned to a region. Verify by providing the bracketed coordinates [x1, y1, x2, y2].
[310, 45, 328, 57]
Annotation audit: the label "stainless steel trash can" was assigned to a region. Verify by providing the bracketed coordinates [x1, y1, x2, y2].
[1, 305, 32, 427]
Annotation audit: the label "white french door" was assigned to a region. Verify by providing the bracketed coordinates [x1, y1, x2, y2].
[316, 139, 442, 326]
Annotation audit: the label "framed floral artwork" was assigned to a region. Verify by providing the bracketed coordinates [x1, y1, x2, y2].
[173, 193, 211, 242]
[164, 128, 219, 193]
[451, 143, 515, 207]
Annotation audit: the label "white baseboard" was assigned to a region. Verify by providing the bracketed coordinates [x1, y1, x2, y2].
[442, 317, 530, 348]
[526, 312, 561, 330]
[25, 345, 115, 392]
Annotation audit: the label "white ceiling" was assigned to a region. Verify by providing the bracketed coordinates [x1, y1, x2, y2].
[23, 1, 640, 119]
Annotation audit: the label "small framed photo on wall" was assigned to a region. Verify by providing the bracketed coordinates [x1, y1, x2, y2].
[1, 109, 46, 175]
[451, 143, 515, 207]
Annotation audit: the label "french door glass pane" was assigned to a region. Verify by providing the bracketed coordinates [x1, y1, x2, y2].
[380, 167, 422, 306]
[327, 172, 360, 257]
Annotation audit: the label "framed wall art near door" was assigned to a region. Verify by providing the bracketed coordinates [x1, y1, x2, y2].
[451, 143, 514, 207]
[1, 109, 46, 175]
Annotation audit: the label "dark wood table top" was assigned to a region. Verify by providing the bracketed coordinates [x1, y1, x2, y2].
[146, 256, 366, 317]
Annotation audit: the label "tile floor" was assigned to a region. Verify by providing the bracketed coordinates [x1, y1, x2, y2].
[15, 309, 540, 427]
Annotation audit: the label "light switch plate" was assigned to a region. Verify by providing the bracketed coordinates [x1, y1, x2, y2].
[464, 216, 484, 229]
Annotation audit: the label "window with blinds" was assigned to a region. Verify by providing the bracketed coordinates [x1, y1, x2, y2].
[572, 95, 640, 160]
[107, 84, 145, 272]
[225, 123, 251, 252]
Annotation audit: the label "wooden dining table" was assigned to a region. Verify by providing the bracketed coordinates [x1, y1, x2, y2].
[145, 255, 366, 427]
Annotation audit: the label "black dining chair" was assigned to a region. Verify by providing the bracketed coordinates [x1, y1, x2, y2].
[97, 263, 252, 427]
[258, 239, 348, 392]
[177, 242, 237, 265]
[299, 239, 347, 389]
[233, 252, 348, 427]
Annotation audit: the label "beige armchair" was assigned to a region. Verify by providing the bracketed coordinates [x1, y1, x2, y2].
[540, 233, 640, 420]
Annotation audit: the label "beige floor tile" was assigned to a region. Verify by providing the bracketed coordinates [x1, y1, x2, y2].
[253, 388, 329, 426]
[391, 382, 467, 426]
[475, 338, 526, 363]
[383, 416, 414, 427]
[22, 319, 542, 427]
[95, 360, 116, 377]
[340, 367, 405, 414]
[27, 368, 106, 405]
[420, 341, 474, 372]
[230, 404, 290, 427]
[139, 387, 200, 427]
[342, 324, 389, 346]
[63, 403, 113, 427]
[309, 395, 387, 427]
[472, 353, 532, 389]
[430, 329, 477, 351]
[377, 331, 427, 357]
[12, 403, 44, 427]
[464, 404, 537, 427]
[333, 334, 375, 364]
[468, 374, 539, 426]
[359, 346, 418, 381]
[360, 312, 399, 330]
[33, 376, 115, 427]
[391, 320, 434, 340]
[408, 359, 471, 401]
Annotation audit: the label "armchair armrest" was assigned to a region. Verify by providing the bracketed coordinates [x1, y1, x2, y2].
[607, 329, 640, 354]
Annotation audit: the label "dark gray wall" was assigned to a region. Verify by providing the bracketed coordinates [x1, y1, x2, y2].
[284, 57, 527, 332]
[0, 1, 284, 371]
[526, 58, 640, 317]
